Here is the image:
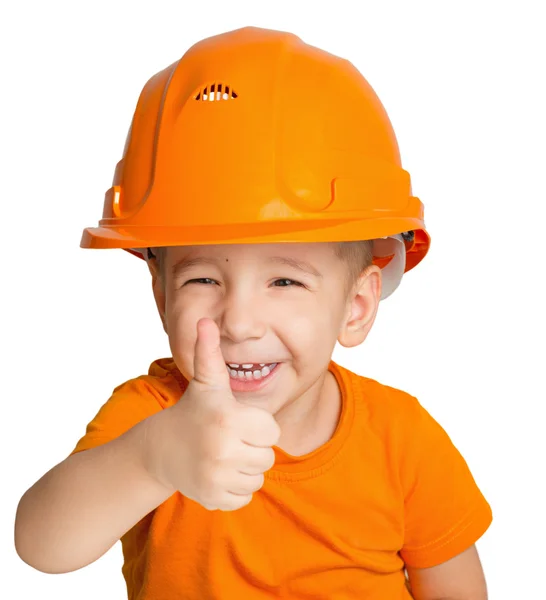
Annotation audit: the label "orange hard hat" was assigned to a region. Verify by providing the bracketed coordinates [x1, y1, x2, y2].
[81, 26, 430, 299]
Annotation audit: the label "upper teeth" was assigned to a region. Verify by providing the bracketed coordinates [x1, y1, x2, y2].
[225, 362, 277, 380]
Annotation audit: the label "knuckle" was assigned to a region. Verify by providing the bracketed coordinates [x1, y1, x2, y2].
[200, 472, 224, 502]
[254, 413, 280, 442]
[200, 487, 216, 507]
[254, 474, 265, 491]
[265, 449, 276, 470]
[240, 494, 253, 508]
[227, 495, 251, 511]
[270, 420, 282, 440]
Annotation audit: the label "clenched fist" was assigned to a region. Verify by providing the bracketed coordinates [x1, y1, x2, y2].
[144, 318, 281, 511]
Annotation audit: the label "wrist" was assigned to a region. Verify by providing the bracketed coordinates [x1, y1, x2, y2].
[133, 410, 178, 496]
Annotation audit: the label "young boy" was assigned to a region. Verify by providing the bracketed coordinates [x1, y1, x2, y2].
[15, 26, 492, 599]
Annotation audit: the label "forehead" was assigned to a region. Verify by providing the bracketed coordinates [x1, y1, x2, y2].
[168, 242, 335, 259]
[166, 242, 338, 276]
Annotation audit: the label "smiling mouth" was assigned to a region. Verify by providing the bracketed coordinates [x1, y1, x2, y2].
[225, 362, 278, 380]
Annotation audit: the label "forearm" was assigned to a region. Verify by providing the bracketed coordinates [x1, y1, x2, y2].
[14, 416, 174, 574]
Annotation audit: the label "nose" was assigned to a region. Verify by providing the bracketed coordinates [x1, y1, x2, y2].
[218, 289, 267, 343]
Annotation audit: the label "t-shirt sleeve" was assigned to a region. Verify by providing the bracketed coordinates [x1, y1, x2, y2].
[68, 378, 166, 456]
[398, 397, 493, 569]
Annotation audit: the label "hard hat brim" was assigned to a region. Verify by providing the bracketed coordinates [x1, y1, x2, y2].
[81, 216, 430, 274]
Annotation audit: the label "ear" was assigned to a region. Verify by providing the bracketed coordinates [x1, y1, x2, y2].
[146, 252, 168, 334]
[337, 265, 382, 348]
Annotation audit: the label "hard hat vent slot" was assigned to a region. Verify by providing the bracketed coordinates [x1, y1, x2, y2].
[195, 83, 238, 102]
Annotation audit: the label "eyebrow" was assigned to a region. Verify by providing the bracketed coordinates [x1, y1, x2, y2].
[171, 255, 323, 278]
[266, 256, 323, 278]
[171, 256, 217, 279]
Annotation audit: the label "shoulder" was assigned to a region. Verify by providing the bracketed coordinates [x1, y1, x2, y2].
[336, 362, 423, 428]
[336, 362, 446, 464]
[119, 357, 188, 409]
[69, 357, 187, 456]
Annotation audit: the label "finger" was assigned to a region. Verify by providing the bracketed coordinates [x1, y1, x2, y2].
[228, 473, 265, 496]
[221, 493, 253, 511]
[238, 447, 276, 475]
[238, 407, 282, 447]
[193, 318, 230, 390]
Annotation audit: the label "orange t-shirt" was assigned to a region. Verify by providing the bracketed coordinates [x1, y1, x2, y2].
[70, 359, 492, 599]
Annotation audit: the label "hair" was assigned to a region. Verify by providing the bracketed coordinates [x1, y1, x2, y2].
[334, 240, 375, 292]
[150, 240, 374, 293]
[152, 246, 167, 275]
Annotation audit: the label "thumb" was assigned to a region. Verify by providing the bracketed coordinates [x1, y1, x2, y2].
[193, 318, 231, 390]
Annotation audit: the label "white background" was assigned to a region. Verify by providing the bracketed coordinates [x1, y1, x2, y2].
[2, 1, 545, 598]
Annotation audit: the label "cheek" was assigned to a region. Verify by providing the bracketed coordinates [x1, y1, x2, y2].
[164, 301, 202, 376]
[275, 300, 340, 356]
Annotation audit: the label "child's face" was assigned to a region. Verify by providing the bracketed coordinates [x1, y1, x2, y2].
[149, 242, 380, 412]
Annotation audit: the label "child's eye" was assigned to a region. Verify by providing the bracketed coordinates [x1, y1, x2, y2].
[184, 278, 303, 288]
[186, 278, 217, 285]
[272, 278, 304, 287]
